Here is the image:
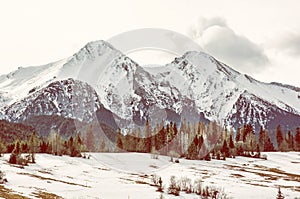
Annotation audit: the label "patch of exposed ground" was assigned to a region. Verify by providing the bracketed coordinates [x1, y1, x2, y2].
[224, 163, 300, 192]
[17, 172, 91, 188]
[230, 173, 244, 178]
[119, 177, 151, 185]
[0, 185, 30, 199]
[32, 189, 63, 199]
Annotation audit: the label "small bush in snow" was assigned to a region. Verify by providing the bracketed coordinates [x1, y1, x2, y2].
[9, 153, 28, 166]
[152, 174, 163, 192]
[179, 177, 192, 193]
[168, 151, 179, 162]
[261, 154, 267, 160]
[0, 170, 7, 184]
[193, 178, 202, 195]
[151, 147, 159, 159]
[168, 176, 180, 196]
[151, 174, 160, 186]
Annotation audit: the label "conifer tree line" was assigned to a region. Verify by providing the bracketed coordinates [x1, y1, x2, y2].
[4, 130, 87, 165]
[114, 119, 300, 160]
[1, 117, 300, 164]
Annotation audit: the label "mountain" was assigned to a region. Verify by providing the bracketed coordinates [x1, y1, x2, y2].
[0, 41, 202, 129]
[0, 40, 299, 133]
[225, 91, 300, 131]
[4, 78, 101, 122]
[146, 51, 300, 131]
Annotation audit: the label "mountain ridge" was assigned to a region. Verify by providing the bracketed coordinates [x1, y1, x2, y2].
[0, 39, 299, 132]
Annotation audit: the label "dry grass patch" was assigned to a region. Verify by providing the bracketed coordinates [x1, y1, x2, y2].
[268, 168, 300, 182]
[32, 190, 63, 199]
[291, 161, 300, 164]
[97, 167, 110, 171]
[0, 185, 30, 199]
[38, 170, 52, 175]
[244, 182, 269, 187]
[18, 172, 91, 188]
[231, 173, 244, 178]
[149, 164, 159, 169]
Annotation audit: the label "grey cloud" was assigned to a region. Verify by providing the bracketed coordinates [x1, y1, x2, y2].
[190, 17, 269, 74]
[277, 33, 300, 55]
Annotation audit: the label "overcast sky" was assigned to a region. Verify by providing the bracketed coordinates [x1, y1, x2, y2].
[0, 0, 299, 86]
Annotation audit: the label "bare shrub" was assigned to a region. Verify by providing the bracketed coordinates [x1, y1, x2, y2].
[179, 177, 192, 192]
[0, 170, 7, 184]
[168, 150, 179, 162]
[151, 147, 159, 159]
[193, 178, 202, 195]
[168, 176, 180, 196]
[151, 174, 160, 186]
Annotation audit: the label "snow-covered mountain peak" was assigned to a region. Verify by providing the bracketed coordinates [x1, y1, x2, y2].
[0, 39, 299, 132]
[73, 40, 120, 62]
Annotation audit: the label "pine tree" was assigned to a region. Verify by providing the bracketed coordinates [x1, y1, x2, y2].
[69, 136, 81, 157]
[256, 144, 261, 157]
[39, 139, 48, 153]
[187, 137, 198, 160]
[276, 125, 284, 150]
[235, 127, 242, 142]
[287, 131, 294, 151]
[69, 136, 74, 156]
[21, 141, 28, 153]
[295, 127, 300, 151]
[9, 140, 21, 164]
[258, 126, 265, 151]
[197, 121, 202, 135]
[131, 130, 138, 152]
[173, 122, 178, 137]
[221, 140, 230, 157]
[116, 129, 123, 152]
[243, 124, 254, 142]
[75, 133, 83, 153]
[264, 130, 275, 152]
[156, 126, 165, 151]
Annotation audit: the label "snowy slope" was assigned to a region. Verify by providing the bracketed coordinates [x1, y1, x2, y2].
[0, 59, 68, 110]
[1, 152, 300, 199]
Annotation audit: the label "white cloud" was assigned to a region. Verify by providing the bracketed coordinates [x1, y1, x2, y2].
[190, 17, 269, 74]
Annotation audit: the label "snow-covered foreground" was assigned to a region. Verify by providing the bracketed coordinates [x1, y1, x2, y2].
[1, 152, 300, 199]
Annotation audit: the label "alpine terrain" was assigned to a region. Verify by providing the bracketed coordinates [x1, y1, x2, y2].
[0, 40, 299, 133]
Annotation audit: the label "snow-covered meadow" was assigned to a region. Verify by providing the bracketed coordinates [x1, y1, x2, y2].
[1, 152, 300, 199]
